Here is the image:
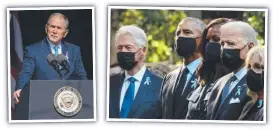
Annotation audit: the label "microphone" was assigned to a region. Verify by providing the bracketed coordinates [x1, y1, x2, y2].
[47, 54, 59, 70]
[57, 54, 70, 71]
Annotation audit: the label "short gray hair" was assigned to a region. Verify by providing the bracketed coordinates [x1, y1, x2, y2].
[115, 25, 147, 47]
[221, 21, 258, 46]
[47, 13, 69, 29]
[179, 17, 206, 34]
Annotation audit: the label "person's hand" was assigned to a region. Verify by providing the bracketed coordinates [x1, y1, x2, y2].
[13, 89, 22, 104]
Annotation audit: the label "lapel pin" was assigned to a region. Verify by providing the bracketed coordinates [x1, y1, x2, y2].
[144, 77, 151, 86]
[235, 86, 242, 96]
[257, 99, 263, 108]
[190, 79, 198, 89]
[66, 51, 69, 62]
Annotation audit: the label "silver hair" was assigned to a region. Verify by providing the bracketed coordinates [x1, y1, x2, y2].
[179, 17, 206, 34]
[115, 25, 147, 47]
[221, 21, 258, 46]
[47, 13, 69, 29]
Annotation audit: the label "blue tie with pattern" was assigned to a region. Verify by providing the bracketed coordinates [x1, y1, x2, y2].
[54, 45, 59, 56]
[221, 75, 237, 104]
[120, 77, 136, 118]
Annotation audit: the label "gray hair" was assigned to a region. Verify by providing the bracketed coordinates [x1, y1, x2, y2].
[179, 17, 206, 34]
[47, 13, 69, 29]
[115, 25, 147, 47]
[221, 21, 258, 46]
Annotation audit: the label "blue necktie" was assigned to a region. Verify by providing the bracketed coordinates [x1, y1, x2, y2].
[120, 77, 136, 118]
[54, 45, 59, 56]
[221, 75, 237, 104]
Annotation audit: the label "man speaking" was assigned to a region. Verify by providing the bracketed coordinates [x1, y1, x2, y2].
[13, 13, 87, 104]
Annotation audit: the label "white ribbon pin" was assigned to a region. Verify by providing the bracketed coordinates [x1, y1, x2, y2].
[190, 79, 198, 88]
[144, 77, 151, 86]
[66, 51, 69, 62]
[235, 86, 242, 96]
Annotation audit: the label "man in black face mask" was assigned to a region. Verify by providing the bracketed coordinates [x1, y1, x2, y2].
[206, 21, 257, 120]
[109, 25, 163, 119]
[158, 17, 206, 119]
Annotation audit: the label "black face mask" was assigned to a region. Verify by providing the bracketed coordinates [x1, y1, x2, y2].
[246, 69, 264, 92]
[205, 42, 221, 62]
[117, 50, 139, 71]
[221, 46, 246, 71]
[175, 37, 197, 57]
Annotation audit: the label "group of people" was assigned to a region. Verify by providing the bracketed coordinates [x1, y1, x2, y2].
[109, 17, 265, 121]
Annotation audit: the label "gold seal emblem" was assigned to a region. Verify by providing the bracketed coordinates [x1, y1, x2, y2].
[54, 86, 82, 117]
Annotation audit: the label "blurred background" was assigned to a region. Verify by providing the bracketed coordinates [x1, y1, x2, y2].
[109, 9, 266, 77]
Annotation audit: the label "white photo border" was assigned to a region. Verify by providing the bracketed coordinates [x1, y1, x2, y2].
[106, 5, 268, 124]
[7, 6, 97, 123]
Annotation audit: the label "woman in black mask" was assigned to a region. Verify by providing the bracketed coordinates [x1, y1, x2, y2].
[186, 18, 232, 119]
[239, 46, 264, 121]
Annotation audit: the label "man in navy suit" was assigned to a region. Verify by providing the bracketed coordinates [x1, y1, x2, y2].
[206, 21, 257, 120]
[13, 13, 87, 104]
[109, 25, 163, 119]
[158, 17, 206, 119]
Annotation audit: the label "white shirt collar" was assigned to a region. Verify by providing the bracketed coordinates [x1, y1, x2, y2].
[233, 66, 247, 80]
[186, 58, 202, 74]
[124, 65, 147, 82]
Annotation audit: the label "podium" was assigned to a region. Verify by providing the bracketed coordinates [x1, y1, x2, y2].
[13, 80, 94, 120]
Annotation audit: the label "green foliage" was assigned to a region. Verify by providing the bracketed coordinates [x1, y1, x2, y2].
[113, 10, 266, 65]
[118, 9, 187, 63]
[243, 11, 266, 46]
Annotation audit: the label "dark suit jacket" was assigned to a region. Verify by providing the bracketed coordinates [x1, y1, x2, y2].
[206, 73, 251, 120]
[186, 83, 213, 120]
[159, 66, 199, 119]
[109, 68, 163, 119]
[16, 38, 88, 90]
[238, 99, 264, 121]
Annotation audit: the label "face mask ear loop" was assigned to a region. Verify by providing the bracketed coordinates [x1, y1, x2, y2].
[240, 44, 248, 51]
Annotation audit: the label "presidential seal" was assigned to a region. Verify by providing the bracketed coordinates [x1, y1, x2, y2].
[54, 86, 82, 117]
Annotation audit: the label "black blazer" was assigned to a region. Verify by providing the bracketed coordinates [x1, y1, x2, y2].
[109, 68, 163, 119]
[158, 66, 199, 119]
[186, 83, 214, 120]
[206, 73, 252, 120]
[238, 99, 264, 121]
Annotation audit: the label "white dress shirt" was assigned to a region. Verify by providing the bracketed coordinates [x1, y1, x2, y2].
[119, 65, 147, 111]
[228, 67, 247, 94]
[47, 38, 62, 55]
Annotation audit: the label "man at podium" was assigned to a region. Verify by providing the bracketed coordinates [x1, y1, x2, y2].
[13, 12, 88, 104]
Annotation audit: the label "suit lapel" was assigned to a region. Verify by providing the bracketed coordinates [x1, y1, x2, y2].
[40, 39, 52, 59]
[162, 67, 181, 118]
[61, 41, 68, 57]
[172, 66, 184, 93]
[175, 73, 198, 118]
[214, 76, 246, 119]
[210, 73, 232, 118]
[127, 69, 153, 117]
[111, 72, 125, 117]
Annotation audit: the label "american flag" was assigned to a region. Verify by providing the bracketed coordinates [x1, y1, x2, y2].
[10, 11, 23, 119]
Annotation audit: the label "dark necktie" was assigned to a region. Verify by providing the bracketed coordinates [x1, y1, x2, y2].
[120, 77, 136, 118]
[221, 75, 237, 104]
